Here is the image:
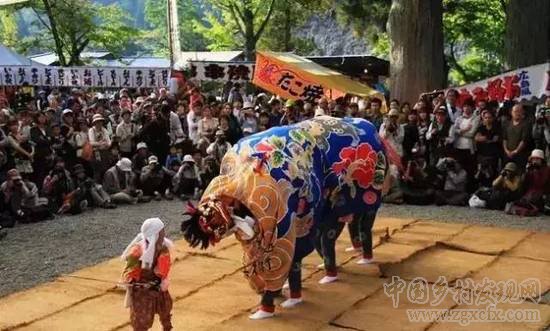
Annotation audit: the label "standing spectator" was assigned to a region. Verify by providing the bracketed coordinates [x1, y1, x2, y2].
[426, 106, 452, 167]
[167, 103, 184, 145]
[451, 98, 479, 187]
[136, 107, 170, 164]
[88, 114, 112, 182]
[227, 82, 243, 104]
[366, 98, 384, 130]
[30, 111, 53, 190]
[475, 109, 501, 178]
[176, 101, 189, 138]
[197, 105, 218, 146]
[187, 102, 202, 144]
[379, 109, 404, 158]
[258, 111, 271, 132]
[445, 89, 462, 123]
[60, 109, 77, 168]
[532, 105, 549, 153]
[268, 99, 284, 127]
[72, 118, 92, 176]
[207, 130, 232, 164]
[5, 118, 34, 178]
[280, 100, 298, 125]
[116, 109, 136, 159]
[502, 104, 531, 168]
[240, 102, 258, 134]
[402, 109, 419, 161]
[219, 104, 242, 144]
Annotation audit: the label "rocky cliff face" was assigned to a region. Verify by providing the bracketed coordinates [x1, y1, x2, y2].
[296, 13, 370, 56]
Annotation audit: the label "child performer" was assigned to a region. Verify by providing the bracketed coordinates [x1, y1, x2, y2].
[121, 218, 174, 331]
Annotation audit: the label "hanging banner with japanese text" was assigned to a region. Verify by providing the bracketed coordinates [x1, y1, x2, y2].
[0, 66, 171, 88]
[186, 61, 254, 82]
[449, 62, 550, 106]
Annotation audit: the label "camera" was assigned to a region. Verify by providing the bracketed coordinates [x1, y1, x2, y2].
[445, 159, 456, 171]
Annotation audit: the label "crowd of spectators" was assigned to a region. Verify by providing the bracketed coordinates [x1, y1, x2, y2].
[0, 83, 548, 238]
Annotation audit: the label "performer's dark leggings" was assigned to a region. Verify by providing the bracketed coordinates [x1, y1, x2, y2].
[347, 211, 377, 258]
[315, 219, 346, 276]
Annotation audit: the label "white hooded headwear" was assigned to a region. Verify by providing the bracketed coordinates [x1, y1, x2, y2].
[121, 218, 173, 269]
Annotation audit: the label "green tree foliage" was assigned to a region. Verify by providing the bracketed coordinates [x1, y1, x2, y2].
[443, 0, 506, 84]
[193, 0, 277, 60]
[0, 8, 19, 49]
[143, 0, 206, 55]
[7, 0, 138, 66]
[333, 0, 507, 84]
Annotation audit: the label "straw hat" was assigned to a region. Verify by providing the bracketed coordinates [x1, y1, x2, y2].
[91, 114, 105, 124]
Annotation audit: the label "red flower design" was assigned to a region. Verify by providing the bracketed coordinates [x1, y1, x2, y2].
[363, 191, 378, 205]
[332, 143, 378, 189]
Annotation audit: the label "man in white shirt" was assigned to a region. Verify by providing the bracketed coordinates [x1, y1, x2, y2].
[187, 104, 202, 144]
[445, 89, 462, 123]
[379, 109, 405, 157]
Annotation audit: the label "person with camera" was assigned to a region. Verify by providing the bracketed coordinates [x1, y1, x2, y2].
[172, 154, 201, 200]
[139, 155, 174, 201]
[206, 130, 232, 165]
[201, 154, 220, 189]
[103, 158, 145, 205]
[72, 163, 116, 209]
[1, 169, 52, 223]
[532, 105, 549, 157]
[506, 149, 550, 216]
[486, 162, 522, 210]
[43, 157, 86, 215]
[434, 157, 469, 206]
[380, 109, 405, 158]
[426, 106, 453, 167]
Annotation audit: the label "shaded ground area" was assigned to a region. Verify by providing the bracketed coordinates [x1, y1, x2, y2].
[0, 201, 548, 298]
[1, 215, 549, 331]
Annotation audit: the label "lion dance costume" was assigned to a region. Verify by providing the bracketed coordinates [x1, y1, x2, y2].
[181, 116, 389, 319]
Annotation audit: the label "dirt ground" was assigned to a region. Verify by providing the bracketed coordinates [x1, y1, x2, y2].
[1, 216, 549, 331]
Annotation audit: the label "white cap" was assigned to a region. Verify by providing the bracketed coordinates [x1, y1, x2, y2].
[62, 108, 73, 115]
[182, 155, 195, 163]
[314, 108, 326, 117]
[116, 158, 132, 172]
[529, 149, 545, 160]
[148, 155, 159, 164]
[136, 142, 148, 150]
[243, 101, 254, 109]
[91, 114, 105, 123]
[149, 93, 157, 99]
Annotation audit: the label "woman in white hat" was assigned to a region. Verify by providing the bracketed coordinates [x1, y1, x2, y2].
[88, 114, 112, 182]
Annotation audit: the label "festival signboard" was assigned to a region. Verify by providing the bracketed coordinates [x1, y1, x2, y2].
[450, 62, 550, 106]
[252, 51, 382, 104]
[186, 62, 255, 82]
[0, 66, 170, 88]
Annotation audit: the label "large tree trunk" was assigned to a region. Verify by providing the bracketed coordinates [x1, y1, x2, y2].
[387, 0, 445, 104]
[505, 0, 550, 69]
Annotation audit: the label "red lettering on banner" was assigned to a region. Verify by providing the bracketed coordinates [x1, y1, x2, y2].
[486, 78, 506, 102]
[471, 86, 488, 103]
[457, 88, 473, 106]
[503, 74, 520, 100]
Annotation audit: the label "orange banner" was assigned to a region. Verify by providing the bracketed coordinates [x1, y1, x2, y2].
[253, 52, 331, 102]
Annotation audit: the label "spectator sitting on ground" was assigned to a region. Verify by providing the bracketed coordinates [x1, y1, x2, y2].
[434, 157, 469, 206]
[43, 157, 86, 215]
[506, 149, 550, 216]
[401, 155, 435, 205]
[172, 154, 201, 200]
[72, 163, 116, 209]
[486, 162, 522, 210]
[165, 144, 182, 169]
[139, 155, 174, 201]
[201, 155, 220, 189]
[103, 158, 145, 205]
[132, 142, 150, 178]
[381, 164, 404, 204]
[1, 169, 52, 223]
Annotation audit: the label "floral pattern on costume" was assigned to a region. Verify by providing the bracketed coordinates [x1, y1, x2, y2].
[200, 116, 387, 293]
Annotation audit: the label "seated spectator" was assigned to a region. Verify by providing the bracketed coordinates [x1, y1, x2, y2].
[139, 155, 174, 200]
[132, 142, 150, 178]
[0, 188, 15, 229]
[379, 109, 404, 158]
[475, 109, 501, 180]
[207, 130, 232, 164]
[165, 144, 183, 168]
[6, 118, 34, 178]
[72, 163, 116, 209]
[43, 157, 85, 215]
[381, 164, 404, 204]
[401, 156, 435, 205]
[172, 154, 201, 199]
[103, 158, 144, 205]
[1, 169, 52, 223]
[434, 157, 469, 206]
[506, 149, 550, 216]
[426, 106, 452, 167]
[201, 155, 220, 188]
[486, 162, 522, 210]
